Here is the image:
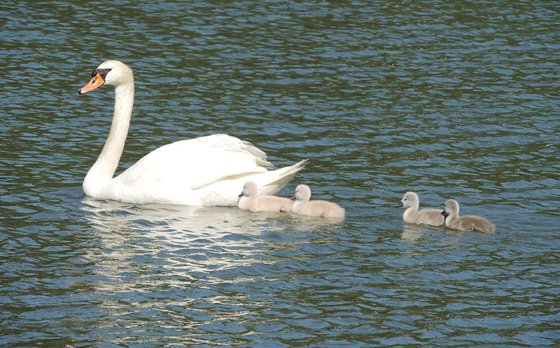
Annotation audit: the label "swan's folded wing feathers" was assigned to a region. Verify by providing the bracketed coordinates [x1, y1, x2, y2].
[203, 134, 271, 167]
[115, 134, 269, 191]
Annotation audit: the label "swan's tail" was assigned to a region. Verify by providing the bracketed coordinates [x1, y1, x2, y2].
[259, 159, 308, 196]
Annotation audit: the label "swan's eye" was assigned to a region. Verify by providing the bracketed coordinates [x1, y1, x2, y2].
[91, 70, 97, 77]
[96, 68, 112, 80]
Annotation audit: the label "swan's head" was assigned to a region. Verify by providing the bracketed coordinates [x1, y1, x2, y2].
[294, 184, 311, 202]
[79, 60, 133, 94]
[398, 191, 419, 208]
[442, 199, 460, 218]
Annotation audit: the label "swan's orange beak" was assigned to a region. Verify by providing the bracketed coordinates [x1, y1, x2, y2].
[79, 73, 105, 95]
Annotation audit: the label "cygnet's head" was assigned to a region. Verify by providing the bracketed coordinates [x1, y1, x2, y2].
[442, 199, 460, 218]
[79, 60, 133, 94]
[294, 184, 311, 202]
[239, 181, 258, 198]
[399, 191, 420, 208]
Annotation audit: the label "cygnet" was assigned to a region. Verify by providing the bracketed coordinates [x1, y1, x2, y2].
[292, 184, 345, 219]
[442, 199, 496, 233]
[397, 191, 444, 226]
[238, 181, 293, 213]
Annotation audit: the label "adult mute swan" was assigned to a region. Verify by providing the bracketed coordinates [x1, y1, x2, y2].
[78, 60, 306, 206]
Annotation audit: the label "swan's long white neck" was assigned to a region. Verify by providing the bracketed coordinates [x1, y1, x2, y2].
[83, 81, 134, 197]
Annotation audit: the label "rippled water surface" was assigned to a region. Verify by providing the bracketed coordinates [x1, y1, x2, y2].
[2, 1, 559, 346]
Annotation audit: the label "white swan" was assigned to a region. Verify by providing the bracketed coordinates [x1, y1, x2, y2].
[78, 60, 306, 206]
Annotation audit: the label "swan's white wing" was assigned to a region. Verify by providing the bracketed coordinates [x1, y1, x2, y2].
[115, 134, 270, 192]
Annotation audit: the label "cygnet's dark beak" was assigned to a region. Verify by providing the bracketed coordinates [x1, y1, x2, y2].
[395, 202, 403, 208]
[441, 210, 449, 218]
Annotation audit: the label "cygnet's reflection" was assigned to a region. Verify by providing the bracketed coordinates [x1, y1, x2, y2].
[401, 223, 430, 243]
[401, 222, 467, 246]
[400, 223, 449, 243]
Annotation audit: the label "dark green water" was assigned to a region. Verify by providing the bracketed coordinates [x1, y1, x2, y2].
[1, 1, 559, 346]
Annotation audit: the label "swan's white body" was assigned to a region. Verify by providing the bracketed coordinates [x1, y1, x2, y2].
[80, 60, 305, 206]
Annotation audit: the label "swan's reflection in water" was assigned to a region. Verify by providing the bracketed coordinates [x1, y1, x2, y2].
[80, 198, 344, 287]
[77, 198, 347, 342]
[83, 198, 275, 238]
[81, 197, 342, 238]
[82, 198, 286, 272]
